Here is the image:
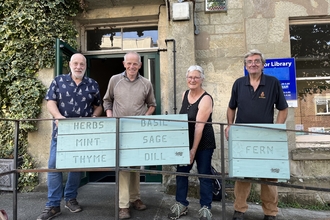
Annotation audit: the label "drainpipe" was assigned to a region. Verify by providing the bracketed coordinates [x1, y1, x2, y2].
[165, 39, 177, 114]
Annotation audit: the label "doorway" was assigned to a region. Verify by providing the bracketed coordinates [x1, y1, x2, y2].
[55, 39, 162, 184]
[86, 53, 162, 183]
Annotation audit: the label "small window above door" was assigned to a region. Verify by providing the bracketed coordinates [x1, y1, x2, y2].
[85, 26, 158, 52]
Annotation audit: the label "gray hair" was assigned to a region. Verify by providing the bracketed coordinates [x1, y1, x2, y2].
[186, 65, 205, 79]
[244, 49, 265, 65]
[124, 51, 141, 63]
[70, 53, 86, 63]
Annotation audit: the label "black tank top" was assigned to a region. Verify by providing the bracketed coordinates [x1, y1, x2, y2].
[179, 90, 216, 150]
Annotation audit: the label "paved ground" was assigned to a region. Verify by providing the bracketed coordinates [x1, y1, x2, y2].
[1, 183, 330, 220]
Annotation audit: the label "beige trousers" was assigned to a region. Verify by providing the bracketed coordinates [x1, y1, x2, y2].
[119, 170, 140, 208]
[233, 179, 278, 216]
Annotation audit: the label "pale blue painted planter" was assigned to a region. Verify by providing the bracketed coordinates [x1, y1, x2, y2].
[228, 124, 290, 180]
[56, 114, 190, 169]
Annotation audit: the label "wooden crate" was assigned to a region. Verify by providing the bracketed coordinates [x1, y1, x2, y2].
[228, 124, 290, 180]
[56, 114, 189, 169]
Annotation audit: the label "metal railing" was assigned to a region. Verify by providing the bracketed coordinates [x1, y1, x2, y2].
[0, 117, 330, 220]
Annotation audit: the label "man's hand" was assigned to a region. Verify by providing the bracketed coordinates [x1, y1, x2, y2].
[225, 125, 231, 141]
[106, 109, 113, 117]
[54, 116, 66, 127]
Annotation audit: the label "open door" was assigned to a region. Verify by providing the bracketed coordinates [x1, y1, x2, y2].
[141, 53, 162, 182]
[55, 39, 77, 76]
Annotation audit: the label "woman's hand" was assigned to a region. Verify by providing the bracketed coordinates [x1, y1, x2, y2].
[189, 148, 197, 164]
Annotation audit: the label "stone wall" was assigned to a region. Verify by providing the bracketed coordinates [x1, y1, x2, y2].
[25, 0, 330, 204]
[164, 0, 330, 205]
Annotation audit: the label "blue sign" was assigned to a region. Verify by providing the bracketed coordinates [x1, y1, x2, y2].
[244, 58, 297, 107]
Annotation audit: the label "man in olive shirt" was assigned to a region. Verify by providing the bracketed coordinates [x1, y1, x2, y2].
[103, 51, 156, 219]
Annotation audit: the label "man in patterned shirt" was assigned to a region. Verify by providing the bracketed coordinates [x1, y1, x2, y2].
[37, 53, 103, 220]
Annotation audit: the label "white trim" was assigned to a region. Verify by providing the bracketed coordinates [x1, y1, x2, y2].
[289, 17, 330, 25]
[296, 77, 330, 81]
[83, 48, 160, 56]
[80, 23, 159, 53]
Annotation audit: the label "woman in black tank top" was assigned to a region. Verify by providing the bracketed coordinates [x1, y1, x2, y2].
[168, 65, 216, 220]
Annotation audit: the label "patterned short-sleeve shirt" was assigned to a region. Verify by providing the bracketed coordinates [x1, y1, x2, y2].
[45, 73, 101, 137]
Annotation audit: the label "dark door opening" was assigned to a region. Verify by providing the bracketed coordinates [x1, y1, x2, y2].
[87, 54, 162, 183]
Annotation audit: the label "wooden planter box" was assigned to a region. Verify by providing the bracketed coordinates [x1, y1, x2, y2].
[228, 124, 290, 180]
[56, 114, 190, 169]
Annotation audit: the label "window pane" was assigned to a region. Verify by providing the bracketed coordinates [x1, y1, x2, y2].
[87, 28, 122, 51]
[122, 26, 158, 49]
[290, 23, 330, 94]
[290, 23, 330, 136]
[316, 104, 327, 113]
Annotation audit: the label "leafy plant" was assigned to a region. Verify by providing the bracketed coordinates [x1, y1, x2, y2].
[278, 200, 330, 211]
[0, 0, 83, 191]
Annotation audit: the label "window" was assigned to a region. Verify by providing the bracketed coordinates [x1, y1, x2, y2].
[290, 22, 330, 95]
[85, 26, 158, 52]
[205, 0, 227, 12]
[290, 19, 330, 134]
[315, 95, 330, 115]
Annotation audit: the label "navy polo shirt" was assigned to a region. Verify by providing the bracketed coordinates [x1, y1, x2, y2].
[228, 74, 288, 123]
[45, 73, 101, 137]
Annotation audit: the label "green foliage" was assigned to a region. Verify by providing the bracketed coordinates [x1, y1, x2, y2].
[247, 183, 261, 203]
[18, 153, 39, 192]
[0, 121, 27, 159]
[278, 200, 330, 211]
[246, 183, 330, 211]
[0, 0, 82, 191]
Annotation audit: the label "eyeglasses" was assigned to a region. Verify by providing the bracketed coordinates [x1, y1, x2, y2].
[246, 59, 262, 65]
[186, 76, 201, 81]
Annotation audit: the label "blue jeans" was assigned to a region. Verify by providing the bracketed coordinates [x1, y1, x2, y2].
[46, 138, 81, 207]
[175, 148, 214, 209]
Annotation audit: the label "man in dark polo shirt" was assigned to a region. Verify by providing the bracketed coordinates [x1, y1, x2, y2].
[225, 49, 288, 220]
[37, 53, 103, 220]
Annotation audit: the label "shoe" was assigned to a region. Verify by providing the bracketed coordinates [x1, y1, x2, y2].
[264, 215, 277, 220]
[167, 202, 188, 219]
[232, 210, 244, 220]
[36, 206, 61, 220]
[198, 206, 212, 220]
[65, 199, 82, 213]
[131, 199, 147, 210]
[119, 208, 130, 219]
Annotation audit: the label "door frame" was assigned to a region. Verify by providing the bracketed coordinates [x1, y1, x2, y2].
[85, 52, 163, 183]
[85, 51, 161, 115]
[55, 39, 162, 183]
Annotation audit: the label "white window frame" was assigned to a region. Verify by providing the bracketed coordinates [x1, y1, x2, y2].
[79, 22, 159, 55]
[314, 94, 330, 115]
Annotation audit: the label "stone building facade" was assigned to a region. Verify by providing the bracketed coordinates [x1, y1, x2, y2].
[27, 0, 330, 204]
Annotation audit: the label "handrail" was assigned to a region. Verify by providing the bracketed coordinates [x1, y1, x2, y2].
[0, 117, 329, 220]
